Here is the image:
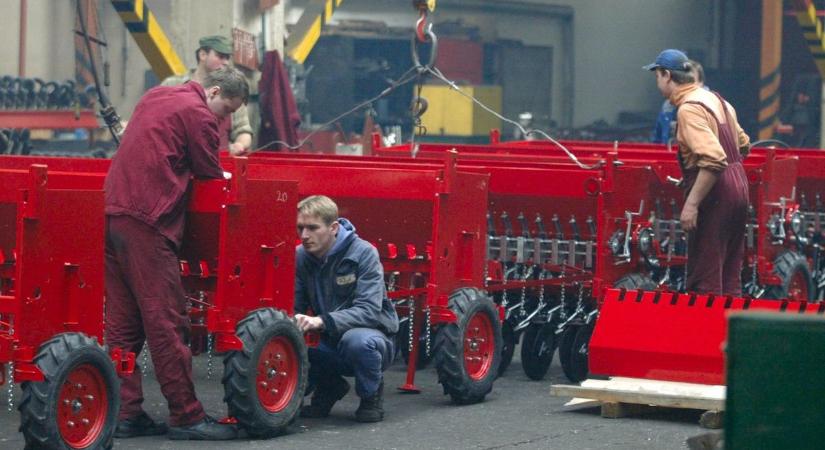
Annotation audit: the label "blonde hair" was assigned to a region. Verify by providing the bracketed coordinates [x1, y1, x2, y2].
[297, 195, 338, 225]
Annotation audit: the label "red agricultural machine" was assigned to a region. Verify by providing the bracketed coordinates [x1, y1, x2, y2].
[238, 152, 503, 403]
[0, 164, 131, 448]
[0, 155, 308, 446]
[373, 136, 825, 386]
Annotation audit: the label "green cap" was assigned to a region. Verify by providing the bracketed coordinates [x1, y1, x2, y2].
[199, 35, 233, 55]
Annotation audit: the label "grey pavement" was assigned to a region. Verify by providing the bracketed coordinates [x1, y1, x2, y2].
[1, 348, 704, 449]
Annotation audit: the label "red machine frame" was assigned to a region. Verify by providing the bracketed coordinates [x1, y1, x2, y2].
[0, 155, 308, 443]
[240, 151, 502, 402]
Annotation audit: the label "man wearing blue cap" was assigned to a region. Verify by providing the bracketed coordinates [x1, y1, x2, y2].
[645, 49, 751, 296]
[162, 35, 253, 156]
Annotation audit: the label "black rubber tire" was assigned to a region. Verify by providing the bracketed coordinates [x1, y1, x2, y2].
[397, 319, 433, 370]
[764, 251, 815, 301]
[520, 322, 557, 381]
[558, 321, 584, 383]
[565, 321, 595, 384]
[434, 288, 502, 405]
[19, 333, 118, 450]
[497, 320, 516, 377]
[223, 308, 308, 438]
[613, 273, 658, 290]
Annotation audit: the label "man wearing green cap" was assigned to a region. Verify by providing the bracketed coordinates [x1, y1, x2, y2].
[162, 35, 253, 156]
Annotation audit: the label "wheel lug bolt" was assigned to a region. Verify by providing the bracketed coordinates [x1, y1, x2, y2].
[270, 389, 278, 395]
[81, 418, 90, 426]
[67, 420, 76, 428]
[84, 395, 95, 401]
[75, 383, 83, 389]
[260, 381, 268, 388]
[63, 399, 71, 406]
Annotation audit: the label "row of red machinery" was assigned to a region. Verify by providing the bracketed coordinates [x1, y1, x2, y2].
[1, 135, 823, 447]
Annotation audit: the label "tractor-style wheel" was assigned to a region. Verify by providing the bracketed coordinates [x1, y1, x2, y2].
[497, 320, 516, 377]
[434, 288, 502, 405]
[565, 321, 595, 384]
[19, 333, 118, 450]
[223, 308, 307, 438]
[765, 251, 815, 301]
[520, 322, 557, 381]
[558, 321, 583, 383]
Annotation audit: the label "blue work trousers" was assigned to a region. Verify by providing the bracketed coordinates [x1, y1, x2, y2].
[308, 328, 394, 398]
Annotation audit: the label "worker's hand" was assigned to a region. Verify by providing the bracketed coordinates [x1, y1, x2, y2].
[229, 142, 249, 157]
[294, 314, 325, 332]
[680, 203, 699, 232]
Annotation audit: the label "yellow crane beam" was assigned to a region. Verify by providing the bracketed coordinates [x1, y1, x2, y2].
[110, 0, 186, 80]
[286, 0, 344, 64]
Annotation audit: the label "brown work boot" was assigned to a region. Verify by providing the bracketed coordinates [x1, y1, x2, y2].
[354, 381, 384, 423]
[300, 376, 350, 418]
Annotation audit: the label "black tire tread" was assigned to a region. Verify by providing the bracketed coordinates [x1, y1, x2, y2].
[433, 288, 502, 405]
[19, 333, 117, 450]
[222, 308, 308, 438]
[765, 251, 815, 301]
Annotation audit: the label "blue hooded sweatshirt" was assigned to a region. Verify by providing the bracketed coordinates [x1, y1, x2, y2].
[294, 218, 399, 342]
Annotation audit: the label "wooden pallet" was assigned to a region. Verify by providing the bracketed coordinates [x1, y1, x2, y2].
[550, 377, 725, 429]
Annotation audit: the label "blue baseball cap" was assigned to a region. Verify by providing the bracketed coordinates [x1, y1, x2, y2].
[643, 49, 690, 72]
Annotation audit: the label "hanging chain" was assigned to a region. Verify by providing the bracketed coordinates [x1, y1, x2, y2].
[536, 269, 547, 311]
[407, 300, 415, 354]
[518, 264, 533, 317]
[206, 333, 214, 380]
[424, 307, 432, 357]
[6, 361, 14, 413]
[558, 280, 567, 321]
[141, 341, 150, 378]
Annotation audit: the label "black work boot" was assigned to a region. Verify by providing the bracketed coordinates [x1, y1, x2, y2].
[167, 415, 237, 441]
[354, 381, 384, 423]
[115, 411, 168, 438]
[300, 375, 350, 418]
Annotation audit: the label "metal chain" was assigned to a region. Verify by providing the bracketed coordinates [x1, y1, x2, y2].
[142, 341, 150, 377]
[424, 307, 432, 357]
[206, 334, 214, 380]
[559, 280, 567, 320]
[518, 264, 534, 317]
[536, 269, 547, 310]
[7, 361, 14, 413]
[407, 300, 415, 354]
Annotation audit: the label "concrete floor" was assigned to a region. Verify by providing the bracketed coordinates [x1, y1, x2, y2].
[1, 348, 706, 449]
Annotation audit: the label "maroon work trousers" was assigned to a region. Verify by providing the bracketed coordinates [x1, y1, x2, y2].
[104, 215, 205, 426]
[685, 165, 749, 296]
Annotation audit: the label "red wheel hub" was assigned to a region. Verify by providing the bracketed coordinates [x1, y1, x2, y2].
[464, 312, 494, 380]
[788, 272, 809, 301]
[256, 336, 298, 413]
[57, 364, 108, 448]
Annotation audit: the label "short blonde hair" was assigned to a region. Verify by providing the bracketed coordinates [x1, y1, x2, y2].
[297, 195, 338, 225]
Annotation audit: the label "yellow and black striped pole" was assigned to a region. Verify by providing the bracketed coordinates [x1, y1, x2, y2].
[110, 0, 186, 80]
[793, 0, 825, 75]
[792, 0, 825, 147]
[759, 0, 783, 141]
[286, 0, 344, 64]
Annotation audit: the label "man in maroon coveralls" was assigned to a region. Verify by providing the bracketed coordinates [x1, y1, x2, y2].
[105, 67, 248, 440]
[645, 49, 751, 295]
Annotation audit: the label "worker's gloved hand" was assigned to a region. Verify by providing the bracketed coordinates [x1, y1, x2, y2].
[223, 171, 232, 180]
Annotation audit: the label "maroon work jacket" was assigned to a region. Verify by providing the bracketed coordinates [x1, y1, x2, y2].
[104, 82, 224, 247]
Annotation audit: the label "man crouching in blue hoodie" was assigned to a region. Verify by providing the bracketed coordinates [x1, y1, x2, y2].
[294, 195, 399, 422]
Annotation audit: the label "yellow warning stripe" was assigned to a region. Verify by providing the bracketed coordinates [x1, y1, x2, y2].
[286, 0, 343, 64]
[758, 0, 782, 140]
[793, 0, 825, 77]
[111, 0, 186, 80]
